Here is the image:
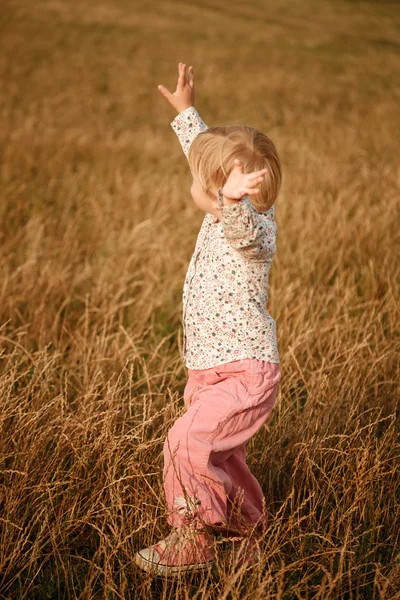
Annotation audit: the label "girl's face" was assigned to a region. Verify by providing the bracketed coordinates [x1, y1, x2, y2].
[190, 175, 220, 220]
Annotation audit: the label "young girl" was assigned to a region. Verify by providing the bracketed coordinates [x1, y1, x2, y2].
[134, 63, 282, 577]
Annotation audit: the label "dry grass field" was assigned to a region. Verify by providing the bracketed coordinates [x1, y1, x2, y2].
[1, 0, 400, 598]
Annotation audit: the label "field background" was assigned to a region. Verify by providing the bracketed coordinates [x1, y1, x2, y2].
[1, 0, 399, 598]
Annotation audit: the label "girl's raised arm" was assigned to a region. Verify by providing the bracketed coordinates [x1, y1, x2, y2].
[170, 106, 208, 159]
[159, 63, 208, 159]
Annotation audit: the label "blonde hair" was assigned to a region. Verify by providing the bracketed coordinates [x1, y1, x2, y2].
[187, 125, 282, 212]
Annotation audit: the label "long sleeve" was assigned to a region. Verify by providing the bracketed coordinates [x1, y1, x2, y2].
[218, 195, 277, 261]
[170, 106, 208, 158]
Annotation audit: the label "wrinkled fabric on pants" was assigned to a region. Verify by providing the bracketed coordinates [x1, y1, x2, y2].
[163, 358, 281, 534]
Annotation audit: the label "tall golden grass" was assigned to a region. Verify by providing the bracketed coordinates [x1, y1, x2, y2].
[0, 0, 399, 597]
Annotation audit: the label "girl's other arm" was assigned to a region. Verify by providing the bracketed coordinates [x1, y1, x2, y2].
[158, 63, 208, 158]
[216, 160, 277, 260]
[219, 196, 277, 261]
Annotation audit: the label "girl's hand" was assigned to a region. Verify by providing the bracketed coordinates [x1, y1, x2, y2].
[221, 160, 268, 203]
[158, 62, 195, 113]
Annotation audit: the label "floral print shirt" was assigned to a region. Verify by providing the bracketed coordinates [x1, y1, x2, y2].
[171, 106, 280, 370]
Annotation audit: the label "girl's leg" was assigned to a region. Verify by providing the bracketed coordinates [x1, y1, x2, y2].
[162, 360, 281, 533]
[212, 442, 269, 535]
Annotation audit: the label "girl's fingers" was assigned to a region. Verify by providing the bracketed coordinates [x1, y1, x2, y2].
[188, 65, 194, 87]
[248, 174, 265, 181]
[157, 84, 174, 102]
[252, 169, 268, 177]
[234, 160, 244, 172]
[177, 63, 186, 89]
[246, 176, 265, 188]
[247, 168, 267, 178]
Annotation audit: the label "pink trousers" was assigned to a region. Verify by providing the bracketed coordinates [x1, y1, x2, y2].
[163, 359, 281, 534]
